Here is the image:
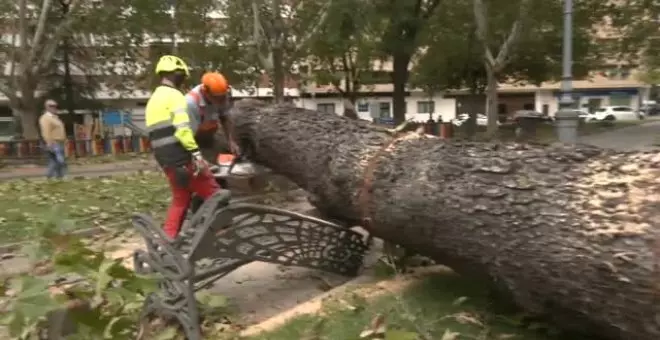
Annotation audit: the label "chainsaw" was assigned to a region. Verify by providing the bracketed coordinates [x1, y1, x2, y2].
[208, 153, 268, 180]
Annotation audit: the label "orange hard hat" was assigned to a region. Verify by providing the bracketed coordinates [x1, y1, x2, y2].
[201, 72, 229, 95]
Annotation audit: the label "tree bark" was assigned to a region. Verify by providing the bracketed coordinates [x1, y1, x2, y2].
[391, 54, 411, 124]
[230, 100, 660, 340]
[271, 46, 285, 103]
[484, 65, 499, 137]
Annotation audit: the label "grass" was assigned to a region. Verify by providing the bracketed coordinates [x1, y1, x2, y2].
[0, 171, 169, 243]
[244, 272, 593, 340]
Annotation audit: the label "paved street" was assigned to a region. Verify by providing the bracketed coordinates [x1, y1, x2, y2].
[578, 119, 660, 151]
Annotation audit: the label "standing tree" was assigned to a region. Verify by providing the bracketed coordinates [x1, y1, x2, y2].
[412, 0, 605, 136]
[156, 0, 260, 90]
[607, 0, 660, 88]
[472, 0, 532, 136]
[0, 0, 161, 139]
[410, 1, 487, 127]
[305, 0, 380, 118]
[221, 0, 333, 102]
[373, 0, 442, 124]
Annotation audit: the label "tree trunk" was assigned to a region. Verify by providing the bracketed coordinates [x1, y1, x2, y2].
[17, 85, 40, 140]
[343, 98, 358, 119]
[230, 100, 660, 340]
[484, 65, 499, 137]
[271, 46, 285, 103]
[391, 54, 411, 124]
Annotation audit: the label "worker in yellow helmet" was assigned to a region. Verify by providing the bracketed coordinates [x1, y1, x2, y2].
[144, 55, 222, 239]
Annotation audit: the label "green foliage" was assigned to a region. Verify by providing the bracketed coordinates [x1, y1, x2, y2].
[305, 0, 381, 100]
[0, 216, 158, 339]
[607, 0, 660, 67]
[220, 0, 332, 91]
[411, 0, 609, 94]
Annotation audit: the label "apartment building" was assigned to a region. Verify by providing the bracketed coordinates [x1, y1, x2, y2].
[300, 62, 649, 124]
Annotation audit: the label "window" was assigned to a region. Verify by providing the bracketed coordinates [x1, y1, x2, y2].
[357, 101, 369, 112]
[609, 95, 632, 107]
[379, 102, 391, 118]
[0, 119, 16, 137]
[542, 104, 549, 115]
[612, 106, 633, 112]
[417, 101, 434, 114]
[523, 103, 534, 110]
[316, 103, 335, 114]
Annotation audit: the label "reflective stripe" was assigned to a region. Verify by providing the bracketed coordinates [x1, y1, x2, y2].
[173, 107, 187, 115]
[151, 135, 180, 148]
[174, 122, 190, 129]
[145, 120, 173, 132]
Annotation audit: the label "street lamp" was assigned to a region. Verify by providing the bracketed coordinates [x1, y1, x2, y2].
[555, 0, 579, 143]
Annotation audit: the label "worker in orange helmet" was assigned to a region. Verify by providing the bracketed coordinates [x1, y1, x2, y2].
[185, 72, 240, 158]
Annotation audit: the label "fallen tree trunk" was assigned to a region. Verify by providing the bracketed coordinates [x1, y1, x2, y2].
[229, 100, 660, 340]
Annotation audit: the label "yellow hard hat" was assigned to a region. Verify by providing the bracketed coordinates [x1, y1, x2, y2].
[155, 55, 190, 77]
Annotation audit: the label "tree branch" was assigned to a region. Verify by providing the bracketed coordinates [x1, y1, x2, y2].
[472, 0, 496, 67]
[251, 0, 273, 71]
[18, 0, 29, 73]
[292, 0, 333, 54]
[32, 0, 82, 74]
[26, 0, 54, 68]
[494, 0, 531, 69]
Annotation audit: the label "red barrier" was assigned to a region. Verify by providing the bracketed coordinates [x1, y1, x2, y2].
[440, 123, 453, 139]
[0, 142, 7, 156]
[113, 138, 123, 154]
[76, 140, 87, 157]
[122, 138, 132, 153]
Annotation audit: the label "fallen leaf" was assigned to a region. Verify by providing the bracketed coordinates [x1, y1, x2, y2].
[360, 314, 387, 338]
[450, 312, 483, 327]
[440, 329, 460, 340]
[452, 296, 468, 306]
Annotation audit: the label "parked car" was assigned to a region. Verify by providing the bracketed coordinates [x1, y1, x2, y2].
[576, 109, 591, 121]
[511, 110, 554, 123]
[452, 113, 495, 127]
[640, 102, 660, 116]
[585, 106, 644, 121]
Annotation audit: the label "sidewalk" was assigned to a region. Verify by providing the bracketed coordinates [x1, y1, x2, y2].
[0, 159, 158, 180]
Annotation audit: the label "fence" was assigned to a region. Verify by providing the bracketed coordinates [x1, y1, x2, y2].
[0, 136, 151, 158]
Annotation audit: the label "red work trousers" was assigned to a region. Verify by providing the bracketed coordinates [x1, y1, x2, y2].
[163, 164, 220, 239]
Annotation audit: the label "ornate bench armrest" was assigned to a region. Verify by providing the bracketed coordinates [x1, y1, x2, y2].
[131, 213, 192, 280]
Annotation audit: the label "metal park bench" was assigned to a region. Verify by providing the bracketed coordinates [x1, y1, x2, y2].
[132, 189, 370, 339]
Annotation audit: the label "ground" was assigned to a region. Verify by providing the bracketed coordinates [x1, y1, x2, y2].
[0, 171, 169, 243]
[578, 119, 660, 151]
[244, 270, 589, 340]
[2, 120, 660, 339]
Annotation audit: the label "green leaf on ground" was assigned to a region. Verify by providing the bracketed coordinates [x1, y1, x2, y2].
[244, 273, 592, 340]
[0, 172, 169, 243]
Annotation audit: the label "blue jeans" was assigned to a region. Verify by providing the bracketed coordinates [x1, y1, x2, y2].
[46, 143, 66, 179]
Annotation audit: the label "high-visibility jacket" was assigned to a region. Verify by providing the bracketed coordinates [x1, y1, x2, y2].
[185, 85, 232, 138]
[145, 85, 199, 167]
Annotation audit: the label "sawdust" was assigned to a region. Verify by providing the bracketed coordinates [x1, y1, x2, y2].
[573, 153, 660, 237]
